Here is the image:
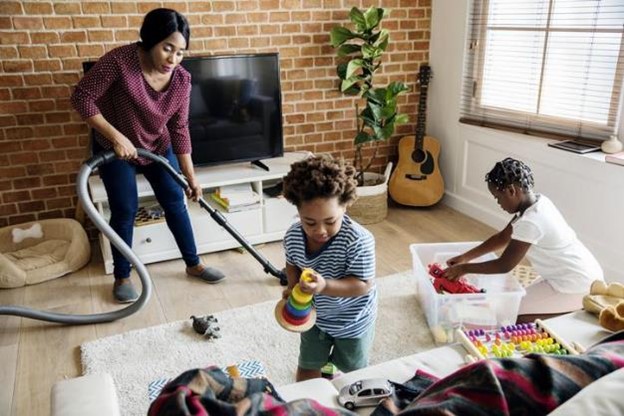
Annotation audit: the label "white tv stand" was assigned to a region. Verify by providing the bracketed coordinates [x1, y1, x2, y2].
[88, 152, 307, 274]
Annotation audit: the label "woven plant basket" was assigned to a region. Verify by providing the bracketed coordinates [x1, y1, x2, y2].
[347, 163, 392, 225]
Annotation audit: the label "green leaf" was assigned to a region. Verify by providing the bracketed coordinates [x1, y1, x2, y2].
[337, 44, 361, 57]
[330, 26, 355, 47]
[354, 131, 375, 145]
[345, 59, 364, 79]
[336, 62, 348, 80]
[362, 44, 381, 60]
[380, 122, 394, 139]
[394, 113, 409, 124]
[364, 7, 384, 29]
[349, 7, 367, 32]
[374, 30, 389, 51]
[387, 81, 409, 97]
[340, 77, 360, 93]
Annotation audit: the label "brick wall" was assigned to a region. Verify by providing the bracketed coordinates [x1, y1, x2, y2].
[0, 0, 431, 229]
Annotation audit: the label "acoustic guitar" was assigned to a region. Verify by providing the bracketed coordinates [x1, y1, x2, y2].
[389, 65, 444, 206]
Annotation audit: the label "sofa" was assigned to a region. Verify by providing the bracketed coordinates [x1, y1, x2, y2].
[51, 311, 622, 416]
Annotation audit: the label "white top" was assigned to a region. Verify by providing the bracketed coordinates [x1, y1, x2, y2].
[511, 194, 604, 294]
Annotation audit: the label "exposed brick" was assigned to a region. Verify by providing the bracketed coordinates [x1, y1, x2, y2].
[60, 31, 87, 43]
[162, 2, 187, 12]
[32, 59, 61, 72]
[42, 16, 71, 30]
[13, 16, 43, 30]
[26, 163, 54, 176]
[18, 200, 45, 213]
[87, 30, 114, 42]
[43, 174, 69, 186]
[0, 17, 11, 29]
[32, 187, 57, 200]
[9, 214, 36, 225]
[48, 44, 77, 58]
[137, 2, 162, 14]
[3, 60, 33, 73]
[45, 112, 70, 124]
[31, 32, 59, 44]
[41, 85, 69, 97]
[189, 2, 212, 12]
[1, 31, 30, 47]
[1, 3, 23, 14]
[51, 137, 78, 148]
[27, 99, 55, 112]
[23, 2, 53, 14]
[53, 3, 80, 15]
[0, 46, 18, 59]
[16, 113, 44, 126]
[101, 16, 127, 28]
[3, 190, 30, 203]
[73, 16, 101, 29]
[111, 3, 136, 14]
[0, 204, 18, 217]
[82, 2, 110, 14]
[115, 29, 139, 42]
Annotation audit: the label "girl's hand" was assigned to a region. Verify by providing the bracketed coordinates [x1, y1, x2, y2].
[112, 135, 138, 160]
[185, 177, 202, 202]
[443, 264, 466, 281]
[446, 254, 468, 267]
[281, 287, 292, 300]
[299, 270, 327, 295]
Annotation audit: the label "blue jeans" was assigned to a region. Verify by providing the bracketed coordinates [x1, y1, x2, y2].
[95, 144, 200, 279]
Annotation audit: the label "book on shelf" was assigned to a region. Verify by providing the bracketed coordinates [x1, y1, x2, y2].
[210, 183, 261, 212]
[605, 151, 624, 166]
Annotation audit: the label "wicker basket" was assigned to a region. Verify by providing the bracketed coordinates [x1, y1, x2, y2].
[347, 163, 392, 225]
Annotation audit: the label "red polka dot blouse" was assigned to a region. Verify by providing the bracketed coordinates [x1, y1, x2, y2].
[71, 43, 192, 165]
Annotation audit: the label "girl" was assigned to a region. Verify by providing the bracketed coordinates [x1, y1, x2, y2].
[444, 158, 603, 322]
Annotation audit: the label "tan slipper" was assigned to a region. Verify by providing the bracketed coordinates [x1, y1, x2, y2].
[583, 280, 624, 316]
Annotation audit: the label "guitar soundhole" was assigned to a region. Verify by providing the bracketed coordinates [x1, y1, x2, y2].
[412, 149, 426, 164]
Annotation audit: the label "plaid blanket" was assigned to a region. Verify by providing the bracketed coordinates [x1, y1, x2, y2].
[150, 331, 624, 416]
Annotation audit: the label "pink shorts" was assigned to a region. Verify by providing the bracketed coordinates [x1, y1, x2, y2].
[518, 278, 584, 315]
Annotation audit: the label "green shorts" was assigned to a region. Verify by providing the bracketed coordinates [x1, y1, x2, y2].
[298, 325, 375, 373]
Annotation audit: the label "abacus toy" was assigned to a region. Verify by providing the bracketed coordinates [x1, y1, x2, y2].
[274, 268, 317, 332]
[456, 319, 579, 362]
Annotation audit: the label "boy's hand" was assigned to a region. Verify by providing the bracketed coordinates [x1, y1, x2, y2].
[299, 270, 327, 295]
[443, 264, 466, 281]
[446, 254, 468, 267]
[281, 287, 292, 300]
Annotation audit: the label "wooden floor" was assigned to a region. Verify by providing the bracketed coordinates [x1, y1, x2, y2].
[0, 203, 495, 415]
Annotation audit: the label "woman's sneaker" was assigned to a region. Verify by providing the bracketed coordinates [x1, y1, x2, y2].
[113, 279, 139, 303]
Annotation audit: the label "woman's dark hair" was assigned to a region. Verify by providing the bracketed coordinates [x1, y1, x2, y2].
[485, 157, 534, 191]
[282, 155, 358, 208]
[139, 8, 190, 51]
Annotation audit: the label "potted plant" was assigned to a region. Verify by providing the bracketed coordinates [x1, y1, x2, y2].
[330, 6, 409, 223]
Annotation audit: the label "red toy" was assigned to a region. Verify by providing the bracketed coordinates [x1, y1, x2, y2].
[428, 263, 485, 294]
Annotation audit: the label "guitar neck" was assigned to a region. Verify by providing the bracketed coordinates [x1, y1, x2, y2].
[415, 84, 429, 149]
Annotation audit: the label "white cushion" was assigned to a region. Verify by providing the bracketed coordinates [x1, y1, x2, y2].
[277, 378, 339, 409]
[51, 373, 120, 416]
[548, 368, 624, 416]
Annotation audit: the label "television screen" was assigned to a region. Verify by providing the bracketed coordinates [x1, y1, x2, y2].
[181, 53, 284, 167]
[82, 53, 284, 168]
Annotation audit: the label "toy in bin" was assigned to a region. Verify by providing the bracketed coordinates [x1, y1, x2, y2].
[428, 263, 485, 294]
[275, 268, 317, 332]
[456, 319, 580, 363]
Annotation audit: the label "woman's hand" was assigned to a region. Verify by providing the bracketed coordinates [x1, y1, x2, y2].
[299, 270, 327, 295]
[112, 135, 138, 160]
[443, 264, 466, 281]
[185, 176, 202, 202]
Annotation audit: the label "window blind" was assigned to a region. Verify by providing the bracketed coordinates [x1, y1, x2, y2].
[461, 0, 624, 141]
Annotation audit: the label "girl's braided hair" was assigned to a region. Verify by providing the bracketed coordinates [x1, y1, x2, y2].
[282, 155, 358, 208]
[485, 157, 534, 191]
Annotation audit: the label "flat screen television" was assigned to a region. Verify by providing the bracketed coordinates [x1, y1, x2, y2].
[83, 52, 284, 168]
[181, 53, 284, 168]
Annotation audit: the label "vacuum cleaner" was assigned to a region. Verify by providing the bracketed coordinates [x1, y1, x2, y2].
[0, 149, 287, 324]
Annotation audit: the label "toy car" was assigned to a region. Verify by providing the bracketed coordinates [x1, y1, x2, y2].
[428, 263, 485, 294]
[337, 378, 394, 410]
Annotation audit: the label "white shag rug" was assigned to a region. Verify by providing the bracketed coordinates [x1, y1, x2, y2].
[81, 270, 434, 415]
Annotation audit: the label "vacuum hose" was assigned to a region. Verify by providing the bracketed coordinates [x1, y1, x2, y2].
[0, 149, 286, 324]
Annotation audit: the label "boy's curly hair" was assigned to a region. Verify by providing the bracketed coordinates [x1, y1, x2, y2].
[282, 155, 358, 208]
[485, 157, 534, 191]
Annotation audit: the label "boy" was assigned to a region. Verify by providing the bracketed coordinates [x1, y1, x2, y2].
[282, 155, 377, 382]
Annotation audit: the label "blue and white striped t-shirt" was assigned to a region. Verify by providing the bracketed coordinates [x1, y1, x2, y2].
[283, 215, 377, 338]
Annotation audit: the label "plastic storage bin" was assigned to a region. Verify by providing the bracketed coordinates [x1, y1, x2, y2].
[410, 242, 526, 344]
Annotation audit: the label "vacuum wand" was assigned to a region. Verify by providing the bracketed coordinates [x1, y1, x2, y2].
[134, 149, 287, 284]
